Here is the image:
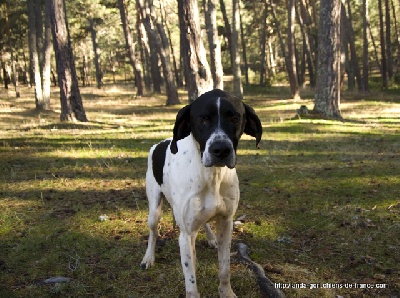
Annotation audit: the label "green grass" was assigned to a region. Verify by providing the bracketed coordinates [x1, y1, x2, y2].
[0, 84, 399, 297]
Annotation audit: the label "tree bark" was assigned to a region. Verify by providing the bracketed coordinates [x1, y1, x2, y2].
[160, 1, 183, 88]
[5, 2, 20, 98]
[204, 0, 223, 89]
[378, 0, 388, 88]
[391, 0, 400, 73]
[296, 0, 315, 88]
[385, 0, 393, 79]
[89, 18, 103, 89]
[118, 0, 144, 96]
[231, 0, 243, 98]
[239, 5, 249, 86]
[362, 0, 369, 92]
[287, 0, 300, 99]
[136, 9, 155, 91]
[27, 0, 44, 106]
[49, 0, 88, 122]
[342, 1, 363, 91]
[178, 0, 213, 102]
[259, 0, 268, 86]
[137, 0, 179, 105]
[219, 0, 233, 68]
[313, 0, 341, 119]
[42, 0, 52, 109]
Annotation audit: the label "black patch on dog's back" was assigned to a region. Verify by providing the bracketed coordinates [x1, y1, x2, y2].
[152, 140, 171, 185]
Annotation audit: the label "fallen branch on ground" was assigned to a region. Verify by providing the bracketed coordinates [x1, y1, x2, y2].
[235, 242, 285, 298]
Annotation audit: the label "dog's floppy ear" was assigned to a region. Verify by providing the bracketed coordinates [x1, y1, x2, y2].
[243, 103, 263, 148]
[170, 104, 191, 154]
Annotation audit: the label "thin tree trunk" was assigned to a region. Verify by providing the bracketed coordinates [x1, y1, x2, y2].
[118, 0, 144, 96]
[137, 0, 179, 105]
[368, 20, 382, 73]
[385, 0, 393, 79]
[391, 0, 400, 72]
[5, 3, 20, 98]
[362, 0, 369, 92]
[204, 0, 223, 89]
[313, 0, 341, 119]
[35, 0, 44, 75]
[287, 0, 300, 99]
[28, 0, 43, 106]
[231, 0, 242, 98]
[296, 0, 315, 87]
[343, 1, 363, 91]
[136, 9, 152, 90]
[178, 0, 213, 102]
[160, 0, 183, 88]
[49, 0, 88, 122]
[259, 0, 268, 86]
[239, 5, 248, 87]
[42, 0, 52, 109]
[89, 18, 103, 89]
[219, 0, 233, 68]
[1, 56, 10, 89]
[269, 0, 298, 98]
[378, 0, 388, 88]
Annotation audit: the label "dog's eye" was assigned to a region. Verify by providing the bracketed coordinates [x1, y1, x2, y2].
[198, 116, 209, 124]
[231, 116, 240, 124]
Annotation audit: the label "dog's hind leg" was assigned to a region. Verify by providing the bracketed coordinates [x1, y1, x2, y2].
[140, 184, 163, 270]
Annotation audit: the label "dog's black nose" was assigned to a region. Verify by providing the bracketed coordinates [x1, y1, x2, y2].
[209, 141, 232, 160]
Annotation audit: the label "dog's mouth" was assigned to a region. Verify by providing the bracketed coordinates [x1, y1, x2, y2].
[201, 147, 236, 169]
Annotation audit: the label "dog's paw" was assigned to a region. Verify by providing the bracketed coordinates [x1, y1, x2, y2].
[207, 239, 218, 249]
[219, 287, 237, 298]
[140, 255, 155, 270]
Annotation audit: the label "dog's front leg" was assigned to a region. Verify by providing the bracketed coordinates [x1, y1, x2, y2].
[179, 231, 200, 298]
[216, 218, 236, 298]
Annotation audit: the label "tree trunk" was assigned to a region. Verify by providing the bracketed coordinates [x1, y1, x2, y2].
[231, 0, 242, 98]
[5, 3, 20, 98]
[160, 0, 183, 88]
[368, 20, 382, 73]
[1, 56, 10, 89]
[219, 0, 233, 68]
[269, 0, 298, 98]
[296, 0, 315, 87]
[49, 0, 88, 122]
[136, 9, 153, 90]
[89, 18, 103, 89]
[204, 0, 223, 89]
[385, 0, 393, 79]
[27, 0, 44, 106]
[42, 0, 52, 109]
[342, 1, 363, 91]
[313, 0, 341, 119]
[239, 6, 249, 86]
[378, 0, 388, 88]
[137, 0, 179, 105]
[392, 0, 400, 73]
[362, 0, 369, 92]
[118, 0, 144, 96]
[287, 0, 300, 99]
[259, 0, 268, 86]
[178, 0, 213, 102]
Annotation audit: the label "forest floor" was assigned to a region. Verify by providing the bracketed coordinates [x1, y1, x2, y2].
[0, 83, 399, 297]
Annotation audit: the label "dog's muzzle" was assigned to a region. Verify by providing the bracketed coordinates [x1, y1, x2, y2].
[202, 133, 236, 168]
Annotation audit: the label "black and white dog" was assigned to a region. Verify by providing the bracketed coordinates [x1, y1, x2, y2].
[140, 89, 262, 297]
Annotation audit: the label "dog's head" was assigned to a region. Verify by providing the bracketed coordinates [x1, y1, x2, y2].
[170, 89, 262, 168]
